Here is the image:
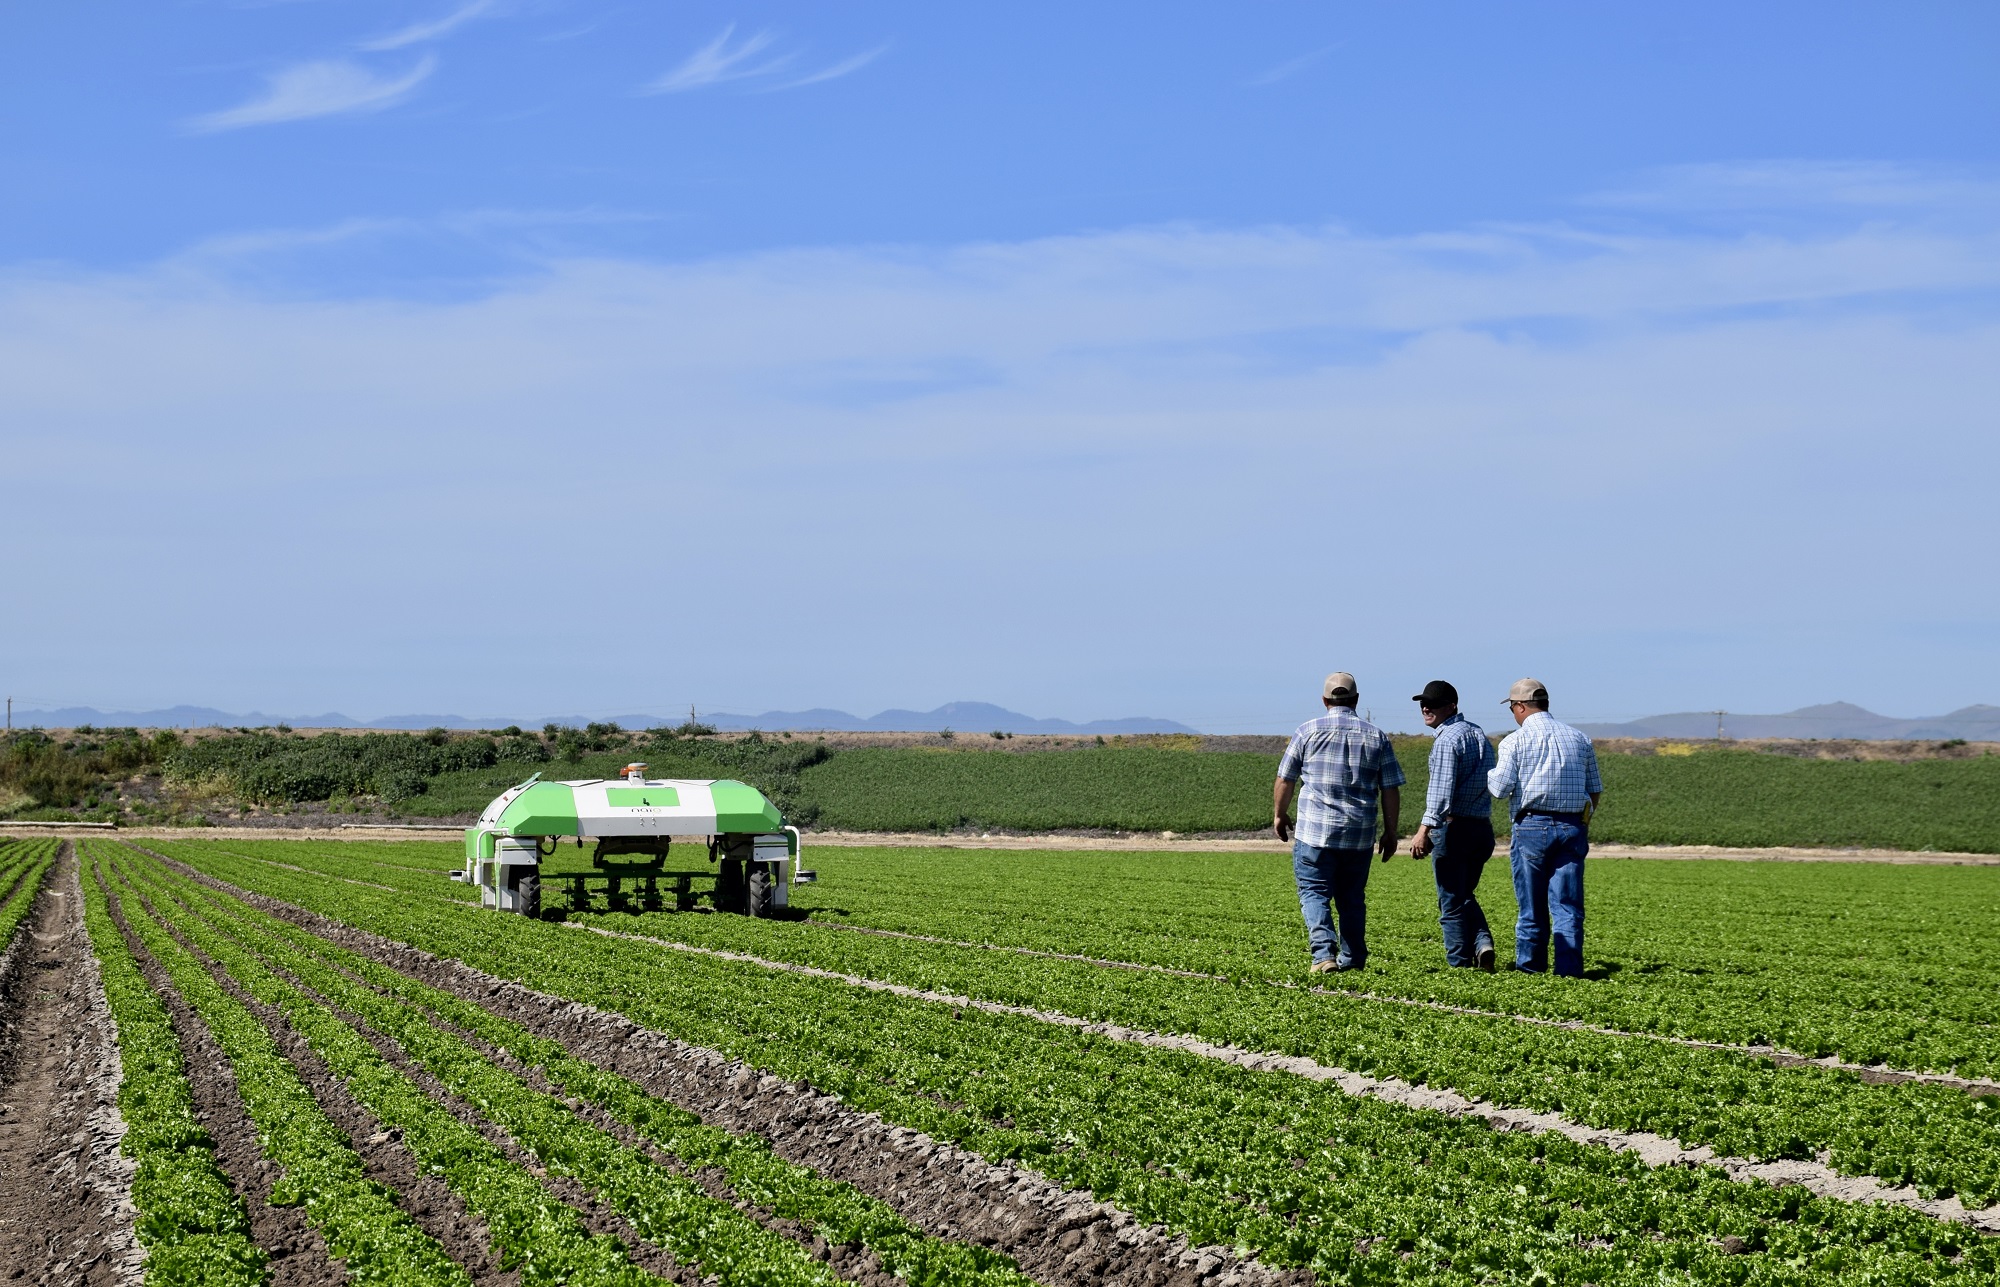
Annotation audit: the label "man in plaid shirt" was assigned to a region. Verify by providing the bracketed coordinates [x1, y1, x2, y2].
[1489, 677, 1602, 977]
[1408, 680, 1499, 972]
[1273, 672, 1405, 973]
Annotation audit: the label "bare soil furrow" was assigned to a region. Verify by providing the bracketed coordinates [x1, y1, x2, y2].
[805, 920, 2000, 1095]
[139, 845, 1306, 1287]
[566, 920, 2000, 1236]
[98, 869, 344, 1287]
[136, 876, 518, 1287]
[135, 880, 664, 1287]
[304, 952, 910, 1287]
[0, 844, 140, 1286]
[165, 918, 703, 1287]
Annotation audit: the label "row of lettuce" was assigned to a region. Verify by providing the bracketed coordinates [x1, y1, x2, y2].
[148, 837, 2000, 1286]
[763, 843, 2000, 1077]
[80, 839, 1034, 1287]
[0, 837, 58, 956]
[187, 836, 2000, 1205]
[220, 836, 2000, 1081]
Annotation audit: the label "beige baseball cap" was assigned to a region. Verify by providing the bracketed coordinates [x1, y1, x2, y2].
[1505, 677, 1549, 705]
[1323, 671, 1358, 699]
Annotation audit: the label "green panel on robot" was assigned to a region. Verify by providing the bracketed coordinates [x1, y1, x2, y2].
[710, 779, 783, 832]
[605, 787, 682, 808]
[498, 781, 582, 835]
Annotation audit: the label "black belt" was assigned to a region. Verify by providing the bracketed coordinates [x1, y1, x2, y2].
[1518, 809, 1584, 822]
[1447, 814, 1491, 823]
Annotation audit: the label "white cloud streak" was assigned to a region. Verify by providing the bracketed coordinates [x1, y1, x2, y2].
[187, 56, 437, 132]
[646, 25, 789, 93]
[359, 0, 497, 51]
[646, 25, 882, 94]
[1250, 43, 1340, 87]
[765, 46, 887, 91]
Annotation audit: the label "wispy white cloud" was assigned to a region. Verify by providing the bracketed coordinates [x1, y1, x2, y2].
[764, 46, 887, 92]
[1250, 43, 1340, 87]
[187, 56, 437, 132]
[646, 25, 789, 93]
[645, 25, 882, 94]
[360, 0, 497, 52]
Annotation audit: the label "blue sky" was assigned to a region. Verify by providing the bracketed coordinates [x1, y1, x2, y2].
[4, 2, 1998, 732]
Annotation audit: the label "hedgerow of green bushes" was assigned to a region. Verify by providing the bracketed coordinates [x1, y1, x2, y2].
[162, 728, 550, 804]
[1, 727, 177, 816]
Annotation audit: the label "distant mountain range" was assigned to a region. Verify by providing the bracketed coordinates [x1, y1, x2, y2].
[1576, 702, 2000, 741]
[9, 701, 1195, 737]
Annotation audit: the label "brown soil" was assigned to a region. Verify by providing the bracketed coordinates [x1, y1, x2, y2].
[94, 863, 347, 1287]
[322, 967, 907, 1287]
[111, 871, 524, 1287]
[144, 846, 1303, 1287]
[0, 844, 139, 1286]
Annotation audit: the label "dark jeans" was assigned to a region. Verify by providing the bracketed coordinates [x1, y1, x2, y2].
[1292, 841, 1371, 967]
[1432, 817, 1495, 967]
[1510, 813, 1588, 977]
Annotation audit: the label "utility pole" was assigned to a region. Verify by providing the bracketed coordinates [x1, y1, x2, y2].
[1715, 709, 1726, 740]
[5, 696, 10, 735]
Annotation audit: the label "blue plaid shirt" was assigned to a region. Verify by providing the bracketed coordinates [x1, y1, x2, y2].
[1278, 709, 1407, 849]
[1489, 711, 1602, 818]
[1422, 713, 1495, 829]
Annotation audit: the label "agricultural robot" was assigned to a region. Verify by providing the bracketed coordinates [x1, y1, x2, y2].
[458, 764, 809, 918]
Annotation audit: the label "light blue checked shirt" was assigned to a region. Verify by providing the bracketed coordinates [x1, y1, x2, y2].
[1489, 711, 1602, 819]
[1277, 709, 1407, 850]
[1422, 713, 1496, 829]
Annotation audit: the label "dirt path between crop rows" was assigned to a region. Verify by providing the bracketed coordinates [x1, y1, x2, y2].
[804, 921, 2000, 1096]
[558, 920, 2000, 1237]
[0, 844, 140, 1286]
[117, 870, 674, 1287]
[137, 843, 1306, 1287]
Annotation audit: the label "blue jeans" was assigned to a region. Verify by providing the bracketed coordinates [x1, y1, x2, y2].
[1510, 814, 1588, 977]
[1292, 841, 1371, 967]
[1433, 817, 1495, 967]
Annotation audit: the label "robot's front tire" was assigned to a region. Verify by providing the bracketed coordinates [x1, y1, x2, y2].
[513, 868, 541, 918]
[746, 865, 773, 918]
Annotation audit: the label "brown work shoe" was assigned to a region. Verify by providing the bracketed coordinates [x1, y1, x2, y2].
[1309, 958, 1339, 975]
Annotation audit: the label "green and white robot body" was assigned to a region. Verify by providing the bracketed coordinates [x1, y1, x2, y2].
[460, 764, 804, 917]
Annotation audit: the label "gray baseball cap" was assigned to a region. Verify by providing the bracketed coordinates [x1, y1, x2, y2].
[1323, 671, 1357, 699]
[1505, 677, 1549, 705]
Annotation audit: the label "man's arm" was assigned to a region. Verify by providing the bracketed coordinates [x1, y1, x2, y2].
[1378, 785, 1400, 859]
[1488, 735, 1516, 800]
[1273, 776, 1298, 842]
[1414, 733, 1456, 858]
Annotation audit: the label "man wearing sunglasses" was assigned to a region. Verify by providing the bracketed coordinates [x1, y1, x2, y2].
[1409, 680, 1499, 972]
[1489, 678, 1602, 978]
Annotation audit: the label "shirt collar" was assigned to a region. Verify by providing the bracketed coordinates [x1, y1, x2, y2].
[1437, 712, 1465, 728]
[1522, 710, 1551, 726]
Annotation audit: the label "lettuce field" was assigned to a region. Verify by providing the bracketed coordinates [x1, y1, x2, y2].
[1, 833, 1996, 1286]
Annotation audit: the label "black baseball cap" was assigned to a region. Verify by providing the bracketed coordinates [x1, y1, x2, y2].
[1412, 680, 1458, 708]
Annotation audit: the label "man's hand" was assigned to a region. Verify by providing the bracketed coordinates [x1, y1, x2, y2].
[1377, 829, 1398, 861]
[1410, 824, 1433, 859]
[1272, 777, 1299, 844]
